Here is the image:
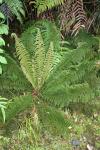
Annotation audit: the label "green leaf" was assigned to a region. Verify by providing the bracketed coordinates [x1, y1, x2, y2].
[0, 24, 8, 35]
[0, 12, 5, 19]
[0, 56, 7, 64]
[0, 0, 2, 4]
[0, 65, 2, 74]
[0, 37, 5, 46]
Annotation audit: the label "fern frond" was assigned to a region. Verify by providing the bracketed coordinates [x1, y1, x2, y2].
[33, 28, 46, 89]
[35, 0, 64, 14]
[4, 0, 25, 22]
[72, 0, 87, 35]
[41, 31, 99, 107]
[59, 0, 73, 34]
[38, 9, 54, 21]
[12, 34, 35, 88]
[21, 20, 61, 54]
[32, 29, 54, 89]
[0, 94, 33, 123]
[0, 3, 13, 21]
[37, 104, 71, 135]
[42, 81, 93, 107]
[42, 42, 54, 83]
[59, 0, 87, 35]
[0, 54, 32, 97]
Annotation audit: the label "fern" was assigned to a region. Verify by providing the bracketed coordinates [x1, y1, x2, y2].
[59, 0, 87, 35]
[12, 34, 35, 88]
[0, 25, 99, 136]
[59, 0, 73, 34]
[0, 54, 32, 97]
[0, 94, 72, 135]
[13, 28, 54, 91]
[37, 104, 71, 134]
[0, 2, 13, 21]
[35, 0, 64, 15]
[33, 28, 46, 89]
[0, 94, 33, 123]
[4, 0, 25, 23]
[41, 30, 99, 106]
[0, 22, 60, 95]
[42, 42, 54, 82]
[21, 20, 61, 53]
[71, 0, 87, 35]
[33, 29, 54, 89]
[13, 27, 99, 108]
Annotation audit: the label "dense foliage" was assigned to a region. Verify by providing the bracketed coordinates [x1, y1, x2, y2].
[0, 0, 100, 149]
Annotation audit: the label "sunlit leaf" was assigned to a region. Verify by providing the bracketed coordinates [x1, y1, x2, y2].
[0, 0, 2, 4]
[0, 56, 7, 64]
[0, 12, 5, 19]
[0, 24, 8, 35]
[0, 37, 5, 46]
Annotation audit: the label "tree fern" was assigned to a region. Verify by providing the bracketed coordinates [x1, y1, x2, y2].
[13, 27, 99, 108]
[9, 29, 71, 134]
[0, 26, 99, 136]
[1, 21, 58, 95]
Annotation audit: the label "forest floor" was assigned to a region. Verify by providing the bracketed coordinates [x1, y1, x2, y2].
[0, 110, 100, 150]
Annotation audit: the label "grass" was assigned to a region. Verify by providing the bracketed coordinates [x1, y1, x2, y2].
[0, 109, 100, 150]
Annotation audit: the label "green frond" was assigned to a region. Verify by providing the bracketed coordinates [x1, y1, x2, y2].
[74, 30, 99, 48]
[35, 0, 64, 14]
[42, 82, 94, 107]
[32, 29, 54, 89]
[4, 0, 25, 23]
[0, 94, 33, 123]
[12, 33, 35, 88]
[14, 27, 55, 90]
[41, 31, 99, 107]
[37, 104, 71, 135]
[33, 28, 46, 89]
[21, 20, 61, 54]
[56, 45, 92, 73]
[42, 42, 54, 83]
[0, 54, 31, 95]
[13, 27, 99, 109]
